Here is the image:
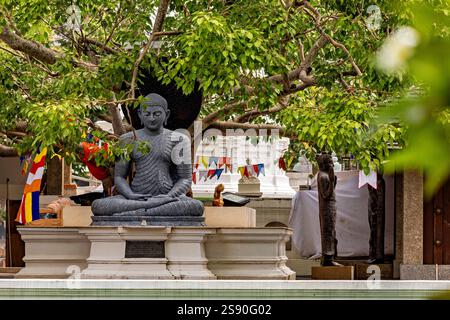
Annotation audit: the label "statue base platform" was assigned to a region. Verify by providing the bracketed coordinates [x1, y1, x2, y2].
[311, 266, 354, 280]
[91, 215, 205, 227]
[15, 226, 295, 280]
[355, 263, 393, 280]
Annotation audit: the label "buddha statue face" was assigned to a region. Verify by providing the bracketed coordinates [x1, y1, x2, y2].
[138, 93, 171, 132]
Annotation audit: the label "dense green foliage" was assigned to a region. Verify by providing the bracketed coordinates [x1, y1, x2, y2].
[0, 0, 449, 193]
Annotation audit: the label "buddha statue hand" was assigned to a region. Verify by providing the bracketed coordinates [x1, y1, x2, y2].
[125, 193, 148, 201]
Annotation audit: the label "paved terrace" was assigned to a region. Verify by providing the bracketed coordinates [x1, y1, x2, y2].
[0, 280, 449, 299]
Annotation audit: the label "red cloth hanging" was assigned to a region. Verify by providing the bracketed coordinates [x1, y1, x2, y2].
[80, 142, 110, 180]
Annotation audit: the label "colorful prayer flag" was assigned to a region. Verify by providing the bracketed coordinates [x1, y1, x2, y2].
[207, 169, 216, 179]
[192, 172, 197, 184]
[253, 164, 260, 176]
[243, 166, 249, 178]
[238, 166, 245, 177]
[20, 155, 31, 176]
[16, 147, 47, 224]
[258, 163, 265, 176]
[214, 168, 224, 179]
[278, 157, 286, 171]
[200, 156, 209, 168]
[198, 170, 208, 182]
[218, 157, 225, 168]
[246, 165, 254, 177]
[209, 156, 219, 166]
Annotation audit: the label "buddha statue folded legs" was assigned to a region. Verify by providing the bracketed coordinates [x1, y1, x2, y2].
[90, 93, 204, 226]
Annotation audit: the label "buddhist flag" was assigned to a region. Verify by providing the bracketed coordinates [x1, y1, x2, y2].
[200, 156, 209, 168]
[209, 156, 219, 166]
[253, 164, 260, 177]
[218, 157, 226, 168]
[258, 163, 265, 176]
[278, 157, 286, 171]
[238, 166, 245, 177]
[246, 165, 254, 177]
[243, 166, 249, 178]
[207, 169, 216, 179]
[214, 168, 224, 179]
[192, 172, 197, 184]
[20, 155, 31, 176]
[198, 170, 208, 182]
[16, 147, 47, 224]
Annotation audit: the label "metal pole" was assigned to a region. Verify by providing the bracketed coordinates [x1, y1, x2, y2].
[6, 178, 12, 267]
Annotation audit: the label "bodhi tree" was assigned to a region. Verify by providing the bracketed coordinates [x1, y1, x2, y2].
[0, 0, 448, 193]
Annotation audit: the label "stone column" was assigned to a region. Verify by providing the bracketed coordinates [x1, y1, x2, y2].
[396, 170, 435, 279]
[15, 227, 90, 279]
[166, 227, 216, 280]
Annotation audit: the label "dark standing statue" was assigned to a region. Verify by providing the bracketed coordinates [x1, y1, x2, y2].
[316, 153, 341, 266]
[91, 93, 204, 226]
[367, 172, 385, 264]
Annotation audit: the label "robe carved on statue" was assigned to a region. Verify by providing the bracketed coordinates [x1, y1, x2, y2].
[91, 93, 204, 226]
[316, 153, 341, 266]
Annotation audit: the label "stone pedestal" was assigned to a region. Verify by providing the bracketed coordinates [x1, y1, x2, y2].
[61, 206, 93, 227]
[311, 266, 354, 280]
[91, 215, 205, 227]
[79, 226, 174, 279]
[204, 207, 256, 227]
[206, 228, 295, 280]
[15, 227, 90, 279]
[15, 226, 295, 280]
[166, 228, 216, 279]
[355, 263, 393, 280]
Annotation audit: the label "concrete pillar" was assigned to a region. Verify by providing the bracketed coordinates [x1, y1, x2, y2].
[401, 170, 424, 264]
[395, 170, 437, 279]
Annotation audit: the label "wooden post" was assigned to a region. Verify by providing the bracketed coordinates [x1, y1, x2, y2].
[5, 200, 25, 267]
[46, 157, 64, 195]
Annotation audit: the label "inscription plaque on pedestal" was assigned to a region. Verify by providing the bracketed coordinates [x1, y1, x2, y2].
[125, 241, 165, 258]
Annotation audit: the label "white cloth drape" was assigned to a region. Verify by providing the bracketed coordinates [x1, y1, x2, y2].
[288, 170, 394, 258]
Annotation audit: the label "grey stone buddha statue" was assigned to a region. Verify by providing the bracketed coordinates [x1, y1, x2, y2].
[91, 93, 204, 226]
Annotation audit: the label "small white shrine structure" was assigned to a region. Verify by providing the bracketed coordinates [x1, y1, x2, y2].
[192, 132, 295, 198]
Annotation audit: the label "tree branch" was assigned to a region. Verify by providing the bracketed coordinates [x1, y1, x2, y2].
[299, 0, 362, 76]
[0, 27, 98, 71]
[318, 30, 362, 76]
[0, 27, 58, 64]
[85, 118, 119, 140]
[83, 37, 118, 54]
[108, 93, 126, 136]
[0, 144, 18, 157]
[201, 100, 247, 128]
[129, 0, 170, 100]
[235, 97, 290, 123]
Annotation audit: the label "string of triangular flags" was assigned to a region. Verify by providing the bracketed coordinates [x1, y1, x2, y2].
[268, 157, 287, 171]
[194, 156, 232, 171]
[237, 163, 265, 178]
[192, 168, 225, 184]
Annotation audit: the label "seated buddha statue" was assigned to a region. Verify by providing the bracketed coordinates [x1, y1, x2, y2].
[91, 93, 204, 226]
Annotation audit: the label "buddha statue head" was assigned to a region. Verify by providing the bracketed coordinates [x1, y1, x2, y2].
[138, 93, 171, 132]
